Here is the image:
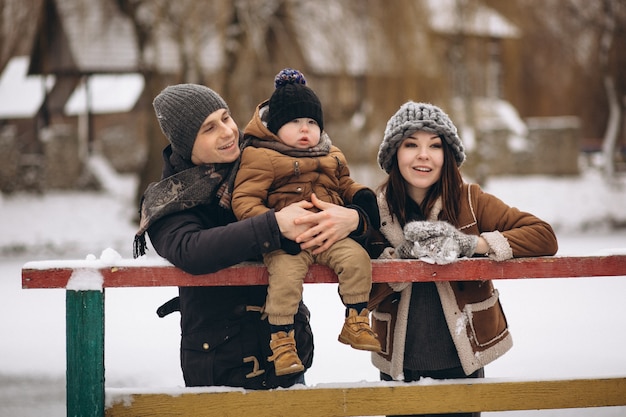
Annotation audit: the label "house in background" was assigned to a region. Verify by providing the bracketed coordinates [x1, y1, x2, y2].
[0, 56, 55, 191]
[0, 0, 580, 193]
[0, 54, 145, 191]
[13, 0, 221, 194]
[0, 0, 149, 191]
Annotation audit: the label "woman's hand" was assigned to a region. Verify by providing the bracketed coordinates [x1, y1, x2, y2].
[294, 193, 360, 255]
[401, 220, 480, 264]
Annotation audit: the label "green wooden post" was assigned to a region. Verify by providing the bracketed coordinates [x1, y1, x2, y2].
[66, 289, 105, 417]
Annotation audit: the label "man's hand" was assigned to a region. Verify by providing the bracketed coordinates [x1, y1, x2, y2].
[275, 200, 315, 241]
[294, 193, 359, 255]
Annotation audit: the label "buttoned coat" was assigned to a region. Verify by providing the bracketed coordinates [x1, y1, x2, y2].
[369, 182, 558, 379]
[232, 101, 367, 221]
[147, 145, 314, 389]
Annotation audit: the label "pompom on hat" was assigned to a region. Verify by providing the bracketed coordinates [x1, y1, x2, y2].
[267, 68, 324, 134]
[377, 101, 466, 173]
[153, 84, 229, 160]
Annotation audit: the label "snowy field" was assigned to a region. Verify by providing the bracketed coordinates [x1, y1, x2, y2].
[1, 160, 625, 416]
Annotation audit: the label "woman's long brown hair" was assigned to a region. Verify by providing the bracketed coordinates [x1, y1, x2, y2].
[379, 137, 463, 227]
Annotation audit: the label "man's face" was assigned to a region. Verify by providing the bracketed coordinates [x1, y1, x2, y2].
[190, 109, 240, 165]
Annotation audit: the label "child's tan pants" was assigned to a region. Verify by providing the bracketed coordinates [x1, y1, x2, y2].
[263, 237, 372, 325]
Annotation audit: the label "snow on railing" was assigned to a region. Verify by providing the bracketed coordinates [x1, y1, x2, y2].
[22, 254, 626, 417]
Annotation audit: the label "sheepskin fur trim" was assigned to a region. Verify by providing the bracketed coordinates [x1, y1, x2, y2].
[371, 283, 412, 380]
[436, 282, 513, 375]
[481, 230, 513, 261]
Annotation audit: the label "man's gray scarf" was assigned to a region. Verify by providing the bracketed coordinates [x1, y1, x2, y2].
[132, 131, 331, 258]
[132, 162, 238, 258]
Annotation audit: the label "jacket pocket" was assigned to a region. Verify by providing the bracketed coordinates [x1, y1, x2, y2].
[464, 288, 509, 348]
[182, 323, 241, 353]
[372, 310, 393, 357]
[372, 291, 399, 358]
[180, 322, 243, 387]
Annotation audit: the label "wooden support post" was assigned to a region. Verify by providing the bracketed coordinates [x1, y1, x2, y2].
[66, 290, 105, 417]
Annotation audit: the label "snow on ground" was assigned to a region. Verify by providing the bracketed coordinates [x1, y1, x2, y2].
[1, 162, 625, 416]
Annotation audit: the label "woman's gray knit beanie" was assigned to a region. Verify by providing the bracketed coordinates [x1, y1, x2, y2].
[153, 84, 229, 160]
[377, 101, 465, 173]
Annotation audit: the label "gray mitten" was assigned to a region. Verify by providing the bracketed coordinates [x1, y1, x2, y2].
[452, 229, 479, 258]
[403, 220, 457, 241]
[396, 239, 433, 260]
[403, 220, 479, 263]
[396, 240, 416, 259]
[414, 234, 461, 264]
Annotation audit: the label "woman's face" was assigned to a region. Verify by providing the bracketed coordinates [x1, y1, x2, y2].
[396, 130, 444, 204]
[190, 109, 240, 165]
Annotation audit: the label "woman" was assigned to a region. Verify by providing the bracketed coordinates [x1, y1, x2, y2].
[133, 83, 373, 390]
[369, 101, 558, 417]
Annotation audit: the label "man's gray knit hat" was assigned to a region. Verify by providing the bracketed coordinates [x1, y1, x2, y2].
[153, 84, 229, 160]
[377, 101, 465, 173]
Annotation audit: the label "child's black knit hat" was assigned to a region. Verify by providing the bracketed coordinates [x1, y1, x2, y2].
[267, 68, 324, 135]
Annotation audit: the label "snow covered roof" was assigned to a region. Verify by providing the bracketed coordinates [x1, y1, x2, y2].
[0, 56, 142, 117]
[0, 56, 55, 119]
[53, 0, 139, 73]
[64, 73, 144, 115]
[29, 0, 518, 79]
[30, 0, 223, 76]
[293, 0, 519, 76]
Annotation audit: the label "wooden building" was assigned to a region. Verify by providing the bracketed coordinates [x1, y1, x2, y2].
[0, 0, 581, 193]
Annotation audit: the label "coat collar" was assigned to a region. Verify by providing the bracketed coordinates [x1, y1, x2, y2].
[378, 184, 476, 241]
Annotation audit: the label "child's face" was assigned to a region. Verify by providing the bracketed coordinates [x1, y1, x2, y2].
[396, 130, 444, 204]
[276, 118, 321, 149]
[191, 109, 240, 165]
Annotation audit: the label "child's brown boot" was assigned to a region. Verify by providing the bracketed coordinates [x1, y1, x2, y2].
[268, 330, 305, 376]
[338, 308, 382, 352]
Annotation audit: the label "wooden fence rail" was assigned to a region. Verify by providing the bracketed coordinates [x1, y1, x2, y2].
[21, 255, 626, 417]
